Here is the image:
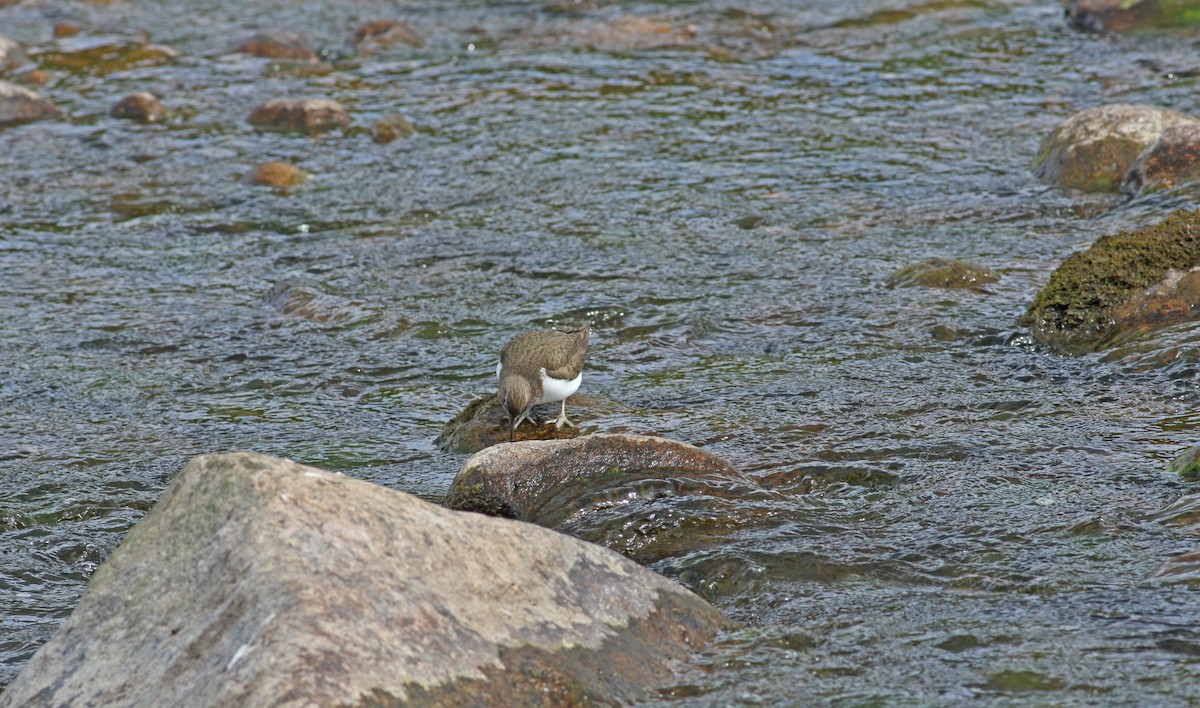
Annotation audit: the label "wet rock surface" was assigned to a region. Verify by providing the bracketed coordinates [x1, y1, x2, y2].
[248, 97, 349, 134]
[353, 19, 425, 48]
[0, 33, 28, 72]
[110, 92, 165, 123]
[1123, 123, 1200, 194]
[245, 160, 307, 188]
[34, 34, 179, 74]
[435, 392, 626, 453]
[232, 31, 319, 62]
[0, 80, 61, 126]
[887, 258, 1000, 289]
[373, 113, 414, 143]
[1021, 209, 1200, 353]
[0, 453, 726, 707]
[1032, 104, 1200, 192]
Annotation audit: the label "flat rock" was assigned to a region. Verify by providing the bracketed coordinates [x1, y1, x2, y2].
[1020, 209, 1200, 353]
[0, 453, 726, 707]
[0, 33, 28, 72]
[887, 258, 999, 289]
[248, 97, 349, 134]
[110, 92, 165, 123]
[1066, 0, 1200, 31]
[353, 19, 425, 48]
[1123, 122, 1200, 194]
[232, 31, 319, 62]
[34, 34, 179, 74]
[1032, 104, 1200, 192]
[0, 80, 62, 127]
[245, 161, 307, 188]
[446, 432, 743, 518]
[436, 392, 627, 453]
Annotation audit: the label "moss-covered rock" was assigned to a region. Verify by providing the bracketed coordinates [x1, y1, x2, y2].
[887, 258, 999, 289]
[1032, 105, 1199, 193]
[1067, 0, 1200, 32]
[34, 34, 179, 74]
[1168, 445, 1200, 480]
[1020, 209, 1200, 353]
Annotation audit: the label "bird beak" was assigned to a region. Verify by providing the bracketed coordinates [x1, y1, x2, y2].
[509, 418, 515, 443]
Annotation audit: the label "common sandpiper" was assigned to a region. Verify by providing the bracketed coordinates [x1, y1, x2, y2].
[496, 324, 590, 442]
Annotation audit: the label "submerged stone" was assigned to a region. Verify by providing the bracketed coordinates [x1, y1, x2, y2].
[353, 19, 425, 48]
[1020, 209, 1200, 353]
[232, 31, 320, 62]
[0, 80, 62, 127]
[0, 453, 726, 707]
[1066, 0, 1200, 32]
[35, 34, 179, 74]
[1032, 104, 1199, 193]
[1168, 445, 1200, 481]
[0, 33, 28, 72]
[248, 97, 349, 134]
[887, 258, 1000, 289]
[110, 92, 165, 123]
[245, 161, 307, 188]
[372, 113, 414, 143]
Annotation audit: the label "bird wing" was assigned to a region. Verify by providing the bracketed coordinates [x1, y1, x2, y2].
[542, 330, 588, 380]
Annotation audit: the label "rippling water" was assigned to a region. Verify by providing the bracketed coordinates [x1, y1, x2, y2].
[4, 0, 1200, 702]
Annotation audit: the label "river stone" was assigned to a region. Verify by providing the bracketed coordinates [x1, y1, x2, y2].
[249, 97, 349, 134]
[266, 278, 375, 325]
[1066, 0, 1200, 31]
[436, 392, 628, 453]
[353, 19, 425, 48]
[445, 433, 741, 522]
[52, 22, 81, 38]
[110, 92, 165, 123]
[245, 160, 307, 188]
[1032, 104, 1200, 192]
[0, 33, 28, 72]
[0, 80, 62, 126]
[1122, 123, 1200, 194]
[0, 453, 726, 707]
[36, 34, 180, 74]
[373, 113, 414, 143]
[232, 31, 319, 62]
[887, 258, 1000, 289]
[1020, 209, 1200, 353]
[1167, 444, 1200, 481]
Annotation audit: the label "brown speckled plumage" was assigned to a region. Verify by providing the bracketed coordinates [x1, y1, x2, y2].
[496, 325, 589, 440]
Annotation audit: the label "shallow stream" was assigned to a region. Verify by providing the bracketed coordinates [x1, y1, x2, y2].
[3, 0, 1200, 703]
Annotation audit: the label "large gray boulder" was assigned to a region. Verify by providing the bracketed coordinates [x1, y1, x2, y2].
[1, 453, 726, 707]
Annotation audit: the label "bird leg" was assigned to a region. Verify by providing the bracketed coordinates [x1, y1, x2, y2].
[549, 399, 573, 430]
[512, 407, 534, 431]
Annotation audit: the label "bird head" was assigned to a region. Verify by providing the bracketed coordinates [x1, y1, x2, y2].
[498, 374, 532, 442]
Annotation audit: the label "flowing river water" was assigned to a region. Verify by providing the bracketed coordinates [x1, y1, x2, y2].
[3, 0, 1200, 703]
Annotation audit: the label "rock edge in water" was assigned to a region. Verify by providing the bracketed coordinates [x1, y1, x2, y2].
[1020, 209, 1200, 353]
[0, 452, 726, 707]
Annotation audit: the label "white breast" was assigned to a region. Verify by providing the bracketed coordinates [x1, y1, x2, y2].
[536, 368, 581, 405]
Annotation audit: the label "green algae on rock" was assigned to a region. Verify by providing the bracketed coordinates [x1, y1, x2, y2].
[887, 258, 1000, 289]
[1168, 445, 1200, 481]
[1020, 209, 1200, 353]
[1033, 105, 1199, 193]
